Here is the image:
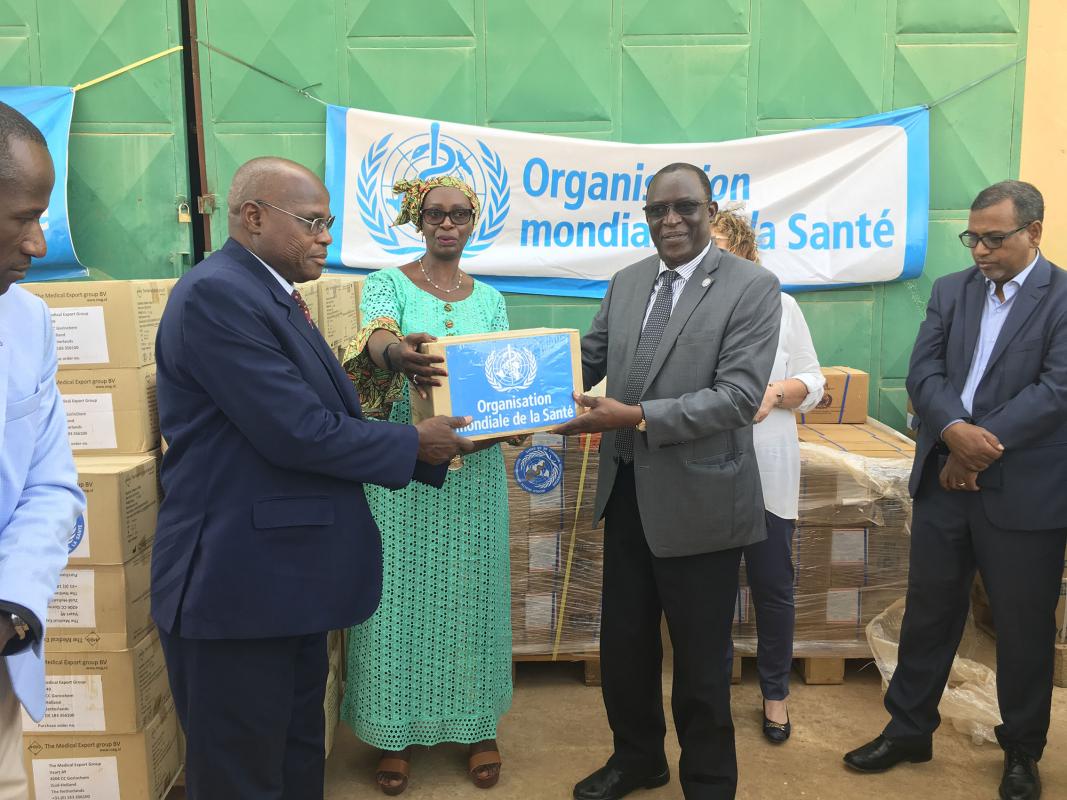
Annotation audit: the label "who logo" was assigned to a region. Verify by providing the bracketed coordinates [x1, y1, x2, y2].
[357, 121, 510, 257]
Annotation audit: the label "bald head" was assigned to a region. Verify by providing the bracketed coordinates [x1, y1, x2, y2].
[228, 156, 332, 284]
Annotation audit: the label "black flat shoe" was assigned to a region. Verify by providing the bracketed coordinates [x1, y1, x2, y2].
[843, 735, 932, 773]
[573, 763, 670, 800]
[762, 700, 791, 744]
[999, 748, 1041, 800]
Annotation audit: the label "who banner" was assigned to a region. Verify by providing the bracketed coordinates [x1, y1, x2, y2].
[0, 85, 84, 281]
[326, 105, 928, 298]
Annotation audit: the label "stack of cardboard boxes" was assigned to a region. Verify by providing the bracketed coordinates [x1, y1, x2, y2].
[20, 281, 182, 800]
[503, 433, 603, 656]
[298, 274, 365, 360]
[734, 368, 917, 658]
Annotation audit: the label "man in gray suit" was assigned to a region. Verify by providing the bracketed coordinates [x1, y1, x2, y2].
[555, 163, 781, 800]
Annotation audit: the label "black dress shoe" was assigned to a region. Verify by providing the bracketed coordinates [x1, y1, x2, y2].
[573, 763, 670, 800]
[762, 700, 791, 744]
[999, 748, 1041, 800]
[843, 735, 932, 773]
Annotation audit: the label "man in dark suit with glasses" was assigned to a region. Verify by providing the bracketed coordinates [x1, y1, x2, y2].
[845, 180, 1067, 800]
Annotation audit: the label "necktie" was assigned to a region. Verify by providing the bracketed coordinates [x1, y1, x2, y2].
[291, 289, 317, 330]
[616, 270, 679, 463]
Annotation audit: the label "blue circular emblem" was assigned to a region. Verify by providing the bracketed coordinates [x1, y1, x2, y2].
[514, 446, 563, 494]
[357, 121, 510, 258]
[68, 515, 85, 554]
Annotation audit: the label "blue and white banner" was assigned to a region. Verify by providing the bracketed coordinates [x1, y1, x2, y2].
[0, 85, 85, 281]
[326, 105, 928, 298]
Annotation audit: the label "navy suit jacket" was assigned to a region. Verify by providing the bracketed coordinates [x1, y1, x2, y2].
[152, 239, 444, 639]
[906, 254, 1067, 530]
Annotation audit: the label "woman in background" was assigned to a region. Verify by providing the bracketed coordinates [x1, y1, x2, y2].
[341, 176, 512, 794]
[712, 209, 825, 744]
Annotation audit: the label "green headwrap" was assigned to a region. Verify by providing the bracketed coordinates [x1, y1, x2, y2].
[391, 176, 481, 229]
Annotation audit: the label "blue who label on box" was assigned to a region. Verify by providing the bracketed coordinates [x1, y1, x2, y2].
[514, 445, 564, 494]
[446, 333, 577, 437]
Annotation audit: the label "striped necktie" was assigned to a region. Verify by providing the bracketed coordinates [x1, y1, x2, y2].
[616, 270, 679, 463]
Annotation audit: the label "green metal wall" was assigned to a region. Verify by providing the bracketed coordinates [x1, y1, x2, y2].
[0, 0, 193, 279]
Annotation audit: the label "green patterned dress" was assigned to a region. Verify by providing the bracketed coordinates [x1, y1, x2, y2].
[341, 268, 513, 749]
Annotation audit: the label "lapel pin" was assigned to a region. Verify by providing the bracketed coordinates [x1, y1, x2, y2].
[701, 277, 712, 288]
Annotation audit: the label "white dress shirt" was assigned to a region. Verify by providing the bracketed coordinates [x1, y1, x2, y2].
[248, 248, 294, 293]
[642, 241, 712, 327]
[752, 293, 825, 520]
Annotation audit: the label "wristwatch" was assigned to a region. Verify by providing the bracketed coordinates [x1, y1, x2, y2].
[9, 613, 29, 642]
[635, 405, 647, 433]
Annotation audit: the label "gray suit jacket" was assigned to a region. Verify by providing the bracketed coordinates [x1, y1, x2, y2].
[582, 246, 782, 557]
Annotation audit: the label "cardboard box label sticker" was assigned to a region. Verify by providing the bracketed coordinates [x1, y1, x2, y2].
[63, 395, 118, 451]
[831, 529, 867, 565]
[68, 513, 89, 561]
[32, 756, 120, 800]
[49, 307, 109, 366]
[22, 675, 106, 732]
[825, 589, 860, 624]
[447, 334, 577, 436]
[528, 534, 558, 573]
[46, 570, 96, 628]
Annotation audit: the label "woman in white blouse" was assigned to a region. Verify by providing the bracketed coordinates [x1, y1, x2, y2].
[712, 210, 825, 744]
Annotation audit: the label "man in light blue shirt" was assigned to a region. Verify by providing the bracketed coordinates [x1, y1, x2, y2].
[0, 101, 85, 799]
[846, 181, 1067, 800]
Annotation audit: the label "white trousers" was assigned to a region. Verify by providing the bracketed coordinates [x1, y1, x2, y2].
[0, 660, 28, 800]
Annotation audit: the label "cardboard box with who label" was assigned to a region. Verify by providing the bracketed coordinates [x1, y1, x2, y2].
[410, 328, 584, 440]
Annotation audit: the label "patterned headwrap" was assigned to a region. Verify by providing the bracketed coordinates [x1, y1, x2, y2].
[391, 176, 481, 229]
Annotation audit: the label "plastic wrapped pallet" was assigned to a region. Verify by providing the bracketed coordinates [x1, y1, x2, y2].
[504, 433, 602, 657]
[733, 421, 915, 658]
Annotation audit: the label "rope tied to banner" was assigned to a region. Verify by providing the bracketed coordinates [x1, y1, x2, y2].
[193, 39, 328, 106]
[72, 46, 184, 92]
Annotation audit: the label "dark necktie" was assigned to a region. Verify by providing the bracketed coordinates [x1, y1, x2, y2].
[291, 289, 317, 329]
[616, 270, 679, 463]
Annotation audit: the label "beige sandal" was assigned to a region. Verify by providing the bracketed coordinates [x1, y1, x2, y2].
[376, 753, 410, 796]
[468, 748, 502, 789]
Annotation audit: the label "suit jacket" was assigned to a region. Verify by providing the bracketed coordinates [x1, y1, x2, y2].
[581, 246, 782, 557]
[907, 254, 1067, 530]
[0, 285, 84, 720]
[152, 239, 444, 640]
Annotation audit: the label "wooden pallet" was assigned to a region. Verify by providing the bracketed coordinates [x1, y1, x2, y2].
[512, 652, 601, 686]
[731, 655, 866, 686]
[1055, 643, 1067, 688]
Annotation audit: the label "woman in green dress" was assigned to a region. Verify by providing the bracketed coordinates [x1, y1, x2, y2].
[341, 176, 513, 795]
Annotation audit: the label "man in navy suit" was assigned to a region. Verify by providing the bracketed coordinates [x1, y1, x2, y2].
[845, 181, 1067, 800]
[152, 156, 474, 800]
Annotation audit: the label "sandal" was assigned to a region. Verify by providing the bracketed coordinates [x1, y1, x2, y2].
[468, 744, 502, 789]
[375, 750, 411, 796]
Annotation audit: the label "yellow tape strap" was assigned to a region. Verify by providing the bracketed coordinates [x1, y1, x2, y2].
[551, 432, 594, 661]
[73, 45, 183, 93]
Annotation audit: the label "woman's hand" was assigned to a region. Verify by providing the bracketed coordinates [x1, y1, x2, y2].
[388, 333, 448, 400]
[753, 383, 779, 424]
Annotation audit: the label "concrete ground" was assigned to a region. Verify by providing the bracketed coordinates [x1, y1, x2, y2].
[318, 659, 1067, 800]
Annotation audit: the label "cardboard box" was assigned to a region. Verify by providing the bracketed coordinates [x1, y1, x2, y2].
[797, 367, 869, 424]
[58, 366, 158, 454]
[45, 548, 154, 652]
[23, 280, 172, 371]
[411, 329, 583, 441]
[315, 275, 363, 352]
[23, 632, 169, 734]
[23, 701, 182, 800]
[70, 453, 160, 565]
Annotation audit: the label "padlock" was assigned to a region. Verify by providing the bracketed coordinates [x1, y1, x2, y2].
[177, 202, 192, 224]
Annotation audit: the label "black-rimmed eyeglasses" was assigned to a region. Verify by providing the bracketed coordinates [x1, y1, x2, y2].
[958, 223, 1032, 250]
[642, 200, 709, 221]
[255, 200, 335, 236]
[420, 207, 475, 226]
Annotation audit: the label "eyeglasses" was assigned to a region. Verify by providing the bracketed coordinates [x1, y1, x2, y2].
[420, 207, 475, 225]
[958, 223, 1032, 250]
[255, 200, 335, 236]
[642, 200, 709, 221]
